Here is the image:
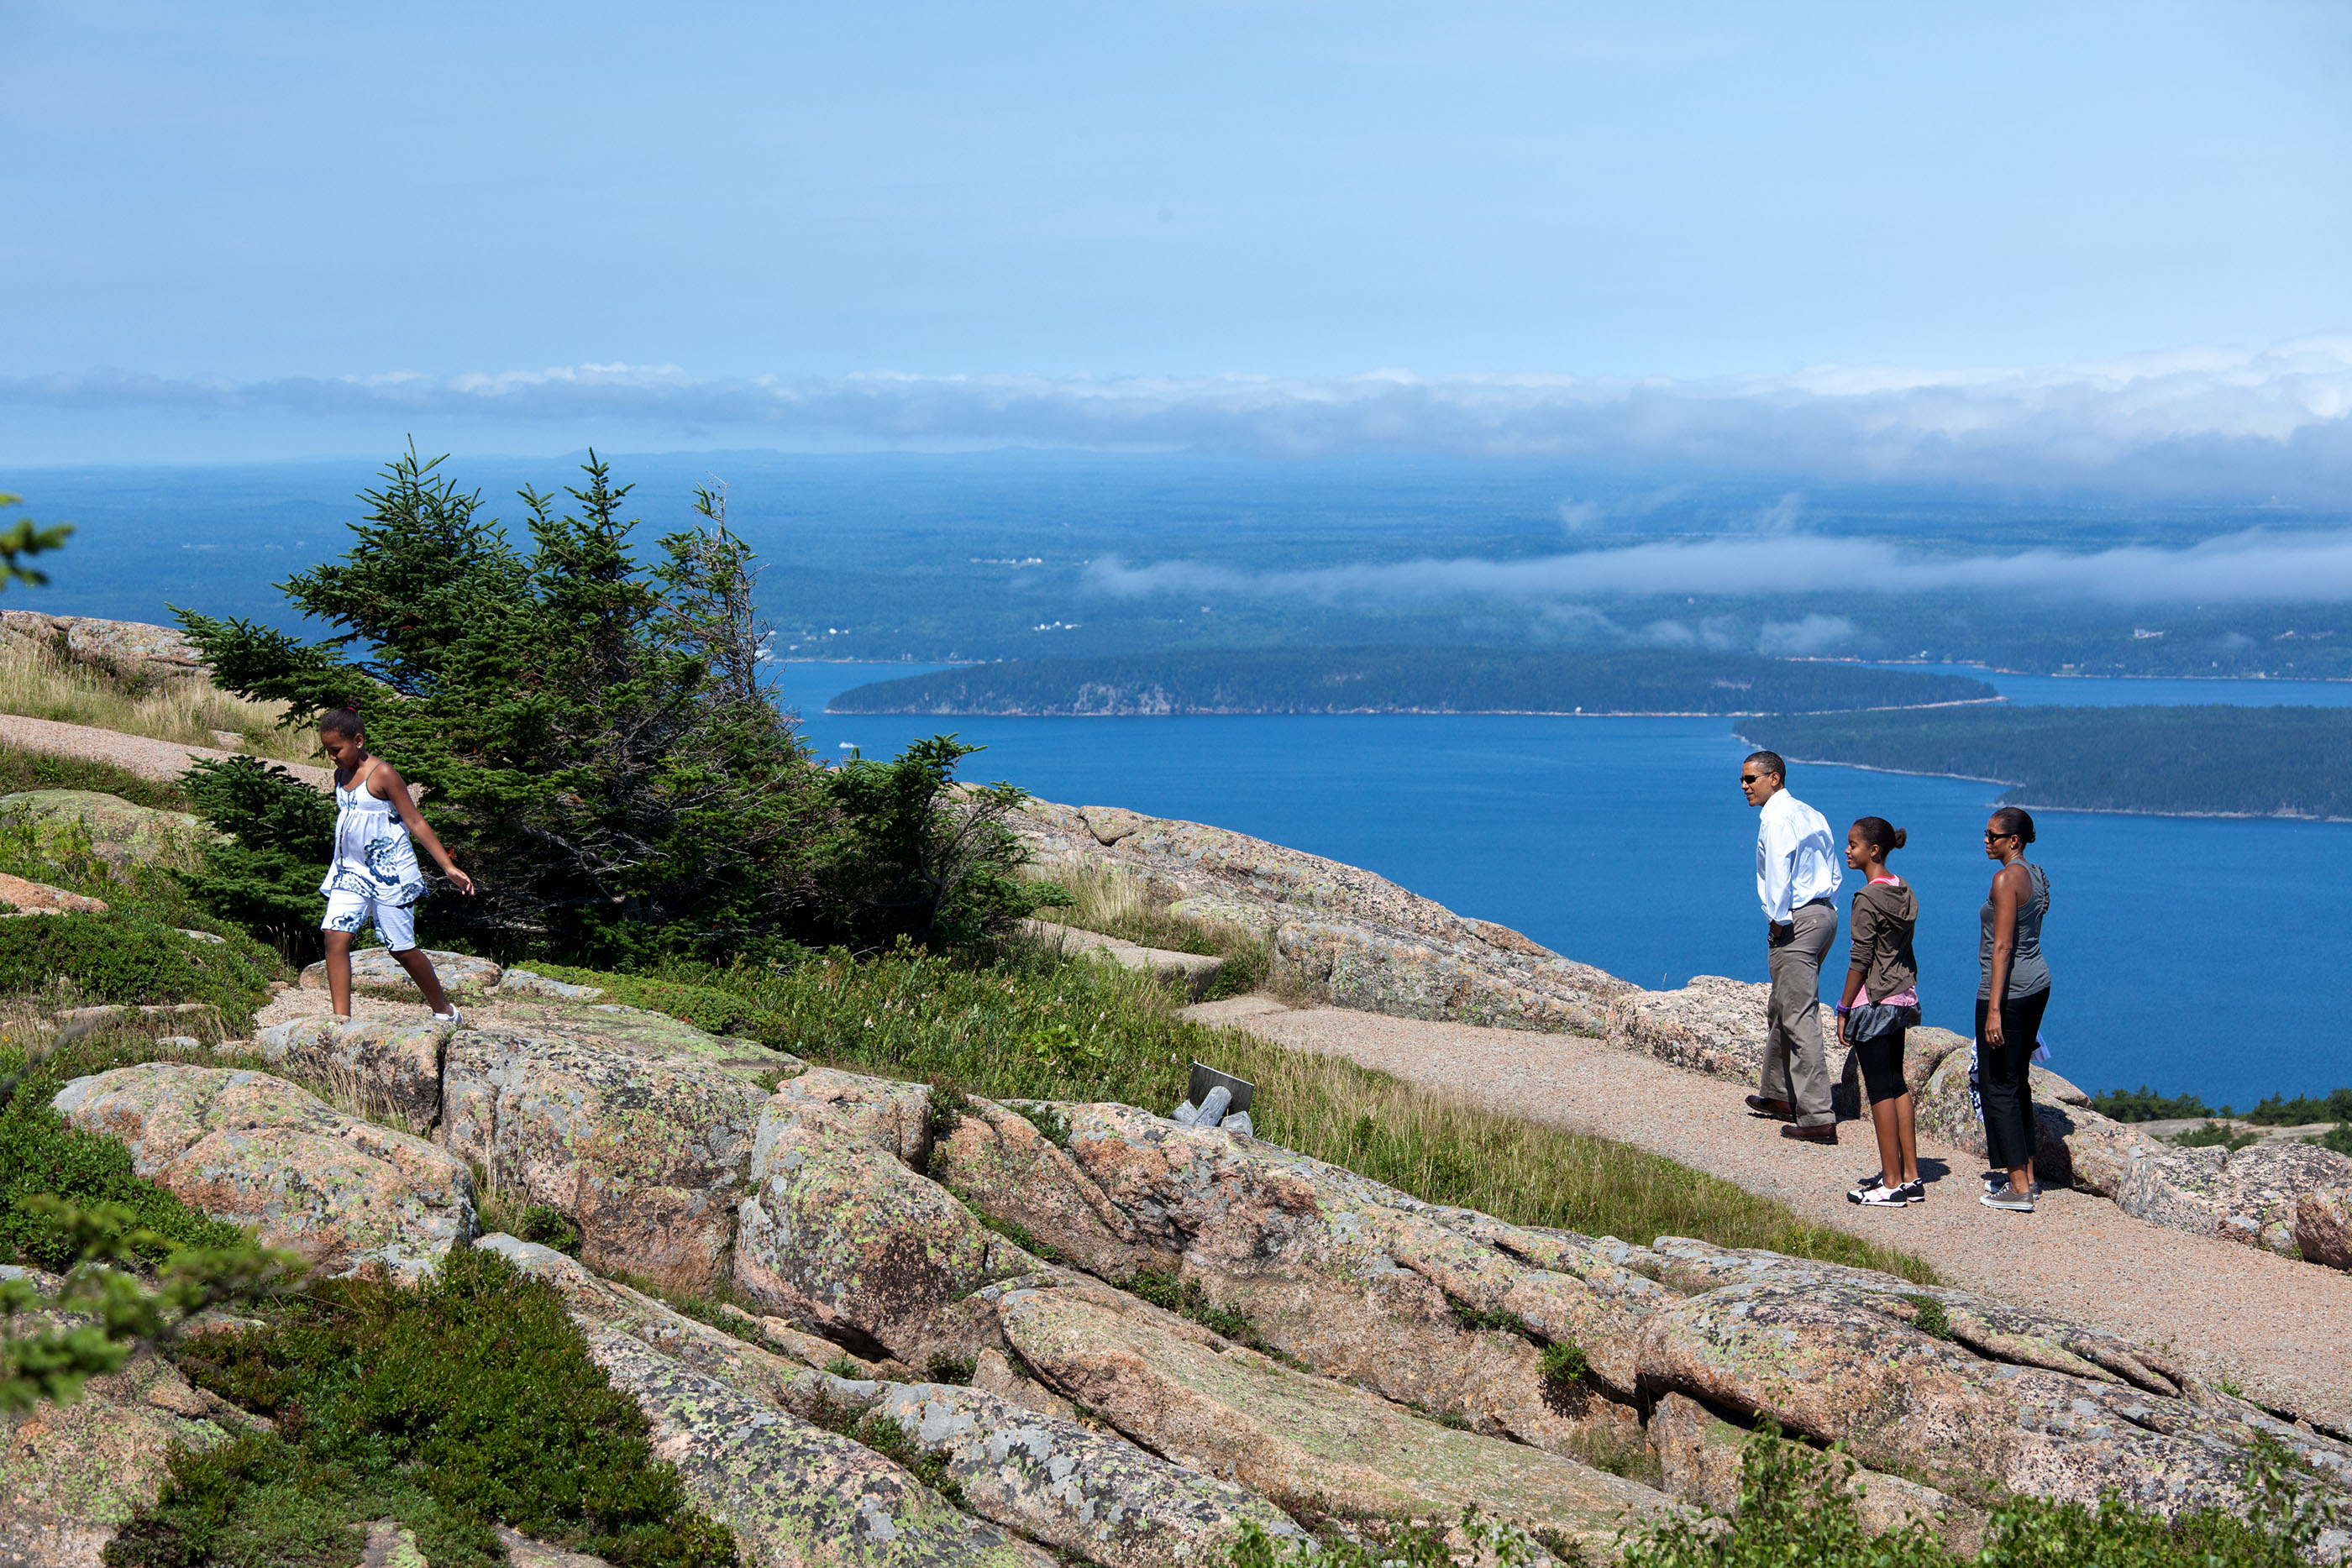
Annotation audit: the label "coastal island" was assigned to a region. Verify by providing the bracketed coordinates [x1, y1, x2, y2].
[828, 647, 1999, 716]
[1736, 705, 2352, 820]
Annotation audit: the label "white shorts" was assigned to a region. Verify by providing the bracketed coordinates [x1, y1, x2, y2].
[322, 889, 417, 952]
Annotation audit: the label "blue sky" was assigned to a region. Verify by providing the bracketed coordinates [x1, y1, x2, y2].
[3, 2, 2349, 465]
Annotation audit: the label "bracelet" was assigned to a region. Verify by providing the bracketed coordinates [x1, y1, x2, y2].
[1835, 1004, 1852, 1015]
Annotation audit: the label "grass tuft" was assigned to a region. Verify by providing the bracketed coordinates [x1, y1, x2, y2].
[1536, 1341, 1588, 1387]
[1901, 1293, 1952, 1340]
[0, 641, 316, 763]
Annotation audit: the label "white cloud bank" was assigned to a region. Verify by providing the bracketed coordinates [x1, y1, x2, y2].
[8, 338, 2352, 496]
[1082, 528, 2352, 607]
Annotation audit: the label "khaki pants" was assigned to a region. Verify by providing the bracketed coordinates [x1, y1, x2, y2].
[1761, 901, 1838, 1128]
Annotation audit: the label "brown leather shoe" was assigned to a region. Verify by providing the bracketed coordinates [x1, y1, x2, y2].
[1745, 1095, 1795, 1120]
[1781, 1123, 1838, 1145]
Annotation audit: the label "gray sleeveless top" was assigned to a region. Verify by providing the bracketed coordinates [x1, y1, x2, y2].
[1978, 862, 2050, 1000]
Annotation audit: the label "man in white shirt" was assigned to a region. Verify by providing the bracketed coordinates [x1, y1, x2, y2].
[1740, 750, 1842, 1142]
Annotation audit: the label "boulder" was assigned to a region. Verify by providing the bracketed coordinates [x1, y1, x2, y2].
[1604, 976, 1829, 1083]
[1010, 797, 1632, 1034]
[1275, 917, 1621, 1035]
[733, 1068, 1032, 1361]
[991, 1279, 1677, 1555]
[483, 1235, 1299, 1566]
[298, 947, 502, 998]
[251, 1015, 449, 1130]
[0, 790, 213, 873]
[2299, 1185, 2352, 1271]
[0, 1340, 228, 1568]
[496, 968, 607, 1002]
[1646, 1390, 1980, 1552]
[501, 1001, 804, 1083]
[2061, 1109, 2165, 1199]
[865, 1381, 1310, 1568]
[0, 872, 107, 915]
[580, 1326, 1053, 1568]
[1032, 1104, 1666, 1448]
[438, 1028, 762, 1293]
[0, 611, 207, 679]
[1630, 1272, 2352, 1518]
[50, 1063, 475, 1277]
[2118, 1140, 2352, 1258]
[928, 1099, 1170, 1281]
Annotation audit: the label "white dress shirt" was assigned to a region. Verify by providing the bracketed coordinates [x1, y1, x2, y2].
[1756, 789, 1842, 923]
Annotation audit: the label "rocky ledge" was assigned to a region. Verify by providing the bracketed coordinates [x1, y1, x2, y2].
[17, 994, 2350, 1565]
[1011, 798, 2352, 1275]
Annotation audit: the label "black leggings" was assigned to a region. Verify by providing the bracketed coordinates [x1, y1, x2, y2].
[1975, 988, 2051, 1172]
[1855, 1027, 1908, 1105]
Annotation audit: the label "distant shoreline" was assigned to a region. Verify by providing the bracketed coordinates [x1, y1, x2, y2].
[829, 696, 2010, 719]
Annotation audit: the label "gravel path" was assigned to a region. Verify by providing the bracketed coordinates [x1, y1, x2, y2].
[0, 714, 331, 790]
[1206, 1000, 2352, 1431]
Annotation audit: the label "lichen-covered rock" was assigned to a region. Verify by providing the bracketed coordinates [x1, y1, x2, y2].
[1603, 976, 1817, 1083]
[992, 1280, 1677, 1555]
[2118, 1140, 2352, 1257]
[1043, 1102, 1665, 1451]
[929, 1099, 1169, 1280]
[734, 1069, 1031, 1360]
[0, 789, 213, 873]
[497, 968, 608, 1001]
[581, 1327, 1053, 1568]
[0, 871, 107, 915]
[1632, 1273, 2352, 1518]
[439, 1029, 761, 1293]
[1010, 798, 1631, 1034]
[2299, 1185, 2352, 1271]
[0, 611, 206, 678]
[252, 1015, 449, 1129]
[50, 1063, 474, 1277]
[0, 1345, 228, 1567]
[503, 1002, 806, 1083]
[298, 947, 502, 998]
[2063, 1110, 2166, 1199]
[868, 1381, 1310, 1567]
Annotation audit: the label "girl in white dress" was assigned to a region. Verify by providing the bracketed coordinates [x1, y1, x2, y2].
[317, 705, 475, 1021]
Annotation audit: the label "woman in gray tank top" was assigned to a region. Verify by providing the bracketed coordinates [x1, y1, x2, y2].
[1977, 806, 2052, 1212]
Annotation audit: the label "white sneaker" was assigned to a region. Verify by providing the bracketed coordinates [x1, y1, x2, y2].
[1980, 1185, 2034, 1213]
[1849, 1182, 1908, 1208]
[434, 1007, 463, 1028]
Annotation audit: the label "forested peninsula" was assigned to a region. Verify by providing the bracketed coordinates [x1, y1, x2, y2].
[828, 648, 1998, 716]
[1738, 705, 2352, 820]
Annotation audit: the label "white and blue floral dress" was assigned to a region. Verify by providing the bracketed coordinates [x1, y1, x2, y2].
[319, 762, 427, 950]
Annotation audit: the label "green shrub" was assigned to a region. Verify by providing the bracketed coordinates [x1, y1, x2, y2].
[1901, 1293, 1952, 1340]
[1597, 1424, 2340, 1568]
[2092, 1085, 2219, 1122]
[2306, 1123, 2352, 1156]
[0, 1104, 249, 1271]
[177, 754, 336, 956]
[2172, 1121, 2260, 1151]
[1536, 1341, 1588, 1387]
[2242, 1087, 2352, 1125]
[0, 910, 270, 1026]
[138, 1245, 734, 1568]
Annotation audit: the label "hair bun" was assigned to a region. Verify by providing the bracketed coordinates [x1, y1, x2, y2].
[1891, 826, 1908, 849]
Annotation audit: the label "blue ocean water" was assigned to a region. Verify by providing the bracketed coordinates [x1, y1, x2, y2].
[786, 662, 2350, 1110]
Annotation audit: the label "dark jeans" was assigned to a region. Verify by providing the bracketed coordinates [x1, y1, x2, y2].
[1975, 988, 2052, 1172]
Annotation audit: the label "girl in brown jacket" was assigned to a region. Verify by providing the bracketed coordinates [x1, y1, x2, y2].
[1839, 816, 1922, 1207]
